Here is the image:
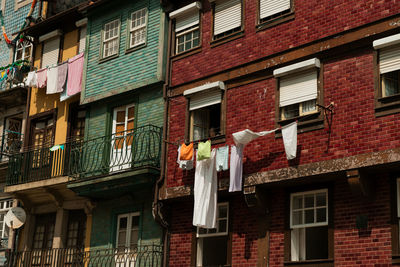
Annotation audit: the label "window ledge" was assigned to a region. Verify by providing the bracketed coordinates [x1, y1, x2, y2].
[125, 43, 147, 55]
[275, 112, 324, 137]
[172, 46, 202, 61]
[393, 254, 400, 264]
[284, 259, 334, 267]
[210, 30, 244, 48]
[98, 53, 119, 64]
[375, 95, 400, 117]
[257, 12, 295, 32]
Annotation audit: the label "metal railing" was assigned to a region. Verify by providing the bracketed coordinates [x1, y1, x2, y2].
[0, 131, 23, 162]
[69, 124, 162, 179]
[6, 125, 162, 186]
[6, 245, 163, 267]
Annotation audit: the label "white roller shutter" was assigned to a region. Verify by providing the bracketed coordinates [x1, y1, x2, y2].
[189, 89, 221, 110]
[379, 45, 400, 74]
[260, 0, 290, 20]
[79, 26, 87, 53]
[214, 0, 241, 36]
[42, 37, 60, 68]
[279, 70, 318, 107]
[176, 11, 199, 32]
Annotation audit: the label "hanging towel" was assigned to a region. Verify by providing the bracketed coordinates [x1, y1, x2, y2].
[197, 140, 211, 160]
[177, 145, 194, 170]
[57, 62, 68, 93]
[282, 121, 297, 160]
[193, 149, 217, 229]
[36, 68, 47, 88]
[25, 71, 37, 87]
[233, 128, 277, 146]
[46, 65, 59, 94]
[67, 52, 84, 96]
[229, 145, 243, 192]
[180, 142, 194, 161]
[216, 146, 229, 171]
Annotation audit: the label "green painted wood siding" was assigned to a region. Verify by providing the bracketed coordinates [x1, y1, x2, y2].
[81, 0, 167, 104]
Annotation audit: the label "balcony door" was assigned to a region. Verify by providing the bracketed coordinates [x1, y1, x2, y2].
[31, 213, 56, 267]
[110, 104, 135, 172]
[115, 212, 140, 267]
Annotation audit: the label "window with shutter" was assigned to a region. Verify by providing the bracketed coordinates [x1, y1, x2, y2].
[42, 37, 60, 68]
[212, 0, 242, 39]
[170, 2, 201, 54]
[259, 0, 291, 23]
[79, 26, 87, 54]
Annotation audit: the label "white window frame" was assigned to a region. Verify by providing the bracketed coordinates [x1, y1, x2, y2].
[116, 212, 140, 248]
[102, 19, 121, 59]
[290, 189, 328, 229]
[128, 8, 148, 49]
[0, 199, 13, 240]
[197, 202, 229, 238]
[14, 37, 33, 62]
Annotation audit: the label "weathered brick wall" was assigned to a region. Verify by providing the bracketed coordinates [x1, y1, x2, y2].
[170, 0, 399, 86]
[168, 177, 392, 266]
[166, 48, 400, 188]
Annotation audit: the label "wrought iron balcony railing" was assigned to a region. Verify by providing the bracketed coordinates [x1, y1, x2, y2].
[6, 125, 162, 186]
[0, 130, 23, 163]
[69, 124, 162, 179]
[6, 244, 163, 267]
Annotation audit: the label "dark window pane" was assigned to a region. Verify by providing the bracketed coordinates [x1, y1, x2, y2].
[305, 209, 314, 224]
[305, 226, 328, 260]
[201, 236, 228, 266]
[316, 193, 326, 206]
[304, 194, 314, 208]
[316, 208, 326, 223]
[382, 71, 400, 97]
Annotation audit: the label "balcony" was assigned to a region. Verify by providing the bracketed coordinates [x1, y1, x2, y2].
[6, 125, 162, 188]
[5, 245, 163, 267]
[0, 131, 23, 163]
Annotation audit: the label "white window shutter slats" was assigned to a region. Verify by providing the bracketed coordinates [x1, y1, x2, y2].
[42, 37, 60, 68]
[379, 45, 400, 74]
[279, 70, 318, 107]
[214, 0, 241, 36]
[175, 10, 199, 32]
[260, 0, 290, 19]
[190, 89, 221, 110]
[79, 26, 87, 54]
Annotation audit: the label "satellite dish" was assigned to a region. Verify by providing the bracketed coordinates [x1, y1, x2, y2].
[5, 207, 26, 229]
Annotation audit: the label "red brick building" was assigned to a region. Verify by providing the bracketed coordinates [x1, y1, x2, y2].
[160, 0, 400, 266]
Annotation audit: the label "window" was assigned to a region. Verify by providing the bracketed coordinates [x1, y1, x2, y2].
[274, 58, 321, 121]
[129, 8, 147, 49]
[290, 189, 328, 261]
[169, 2, 201, 54]
[68, 103, 86, 142]
[211, 0, 242, 40]
[184, 81, 225, 141]
[78, 26, 87, 54]
[116, 212, 140, 249]
[41, 36, 61, 68]
[259, 0, 291, 23]
[14, 37, 33, 62]
[196, 203, 229, 267]
[0, 200, 12, 241]
[102, 19, 120, 58]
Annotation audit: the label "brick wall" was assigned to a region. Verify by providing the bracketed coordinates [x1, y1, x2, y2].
[168, 176, 392, 266]
[166, 48, 400, 188]
[170, 0, 399, 87]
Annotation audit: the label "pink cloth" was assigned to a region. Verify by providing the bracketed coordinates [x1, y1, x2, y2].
[36, 68, 47, 88]
[57, 62, 68, 93]
[67, 52, 84, 96]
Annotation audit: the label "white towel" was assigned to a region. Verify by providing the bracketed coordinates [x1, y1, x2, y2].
[282, 122, 297, 160]
[25, 71, 37, 87]
[233, 128, 277, 146]
[46, 66, 58, 94]
[229, 145, 243, 192]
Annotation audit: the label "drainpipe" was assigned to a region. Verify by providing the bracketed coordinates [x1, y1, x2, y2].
[152, 9, 173, 267]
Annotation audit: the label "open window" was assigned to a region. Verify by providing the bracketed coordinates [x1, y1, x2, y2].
[196, 202, 230, 267]
[169, 2, 201, 55]
[184, 81, 225, 142]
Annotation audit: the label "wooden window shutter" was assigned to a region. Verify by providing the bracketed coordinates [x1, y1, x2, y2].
[214, 0, 241, 36]
[260, 0, 290, 19]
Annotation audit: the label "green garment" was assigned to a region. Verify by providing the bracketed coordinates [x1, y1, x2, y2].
[197, 140, 211, 160]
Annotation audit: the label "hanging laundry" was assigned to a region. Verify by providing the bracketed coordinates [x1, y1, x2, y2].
[36, 68, 47, 88]
[233, 128, 277, 146]
[57, 62, 68, 93]
[67, 52, 84, 96]
[197, 140, 211, 160]
[282, 121, 297, 160]
[193, 149, 217, 229]
[46, 65, 59, 94]
[216, 146, 229, 171]
[229, 145, 243, 192]
[177, 145, 194, 170]
[180, 142, 193, 161]
[25, 71, 37, 87]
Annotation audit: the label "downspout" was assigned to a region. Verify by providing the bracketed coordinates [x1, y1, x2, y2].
[152, 9, 173, 267]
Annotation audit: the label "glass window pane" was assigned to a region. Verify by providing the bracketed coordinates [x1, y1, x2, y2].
[132, 216, 139, 227]
[201, 236, 228, 266]
[292, 210, 302, 225]
[218, 219, 227, 233]
[316, 208, 326, 223]
[304, 194, 314, 208]
[316, 193, 326, 207]
[302, 99, 317, 113]
[305, 209, 314, 224]
[382, 71, 400, 97]
[292, 196, 303, 210]
[119, 217, 127, 229]
[219, 205, 227, 218]
[305, 226, 328, 260]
